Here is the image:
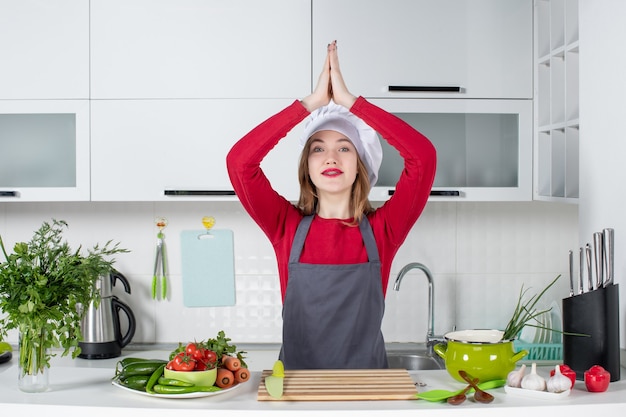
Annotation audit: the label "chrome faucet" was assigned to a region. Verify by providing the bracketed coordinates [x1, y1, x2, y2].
[393, 262, 440, 352]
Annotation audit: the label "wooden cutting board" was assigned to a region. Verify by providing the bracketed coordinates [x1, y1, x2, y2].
[257, 369, 418, 401]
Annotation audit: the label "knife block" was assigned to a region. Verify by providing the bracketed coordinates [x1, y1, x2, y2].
[562, 284, 620, 382]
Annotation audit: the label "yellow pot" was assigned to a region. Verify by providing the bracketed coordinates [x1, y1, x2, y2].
[434, 329, 528, 382]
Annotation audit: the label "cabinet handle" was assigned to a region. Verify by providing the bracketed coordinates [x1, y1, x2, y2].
[0, 191, 18, 197]
[164, 190, 236, 196]
[429, 190, 461, 197]
[388, 85, 461, 93]
[387, 190, 461, 197]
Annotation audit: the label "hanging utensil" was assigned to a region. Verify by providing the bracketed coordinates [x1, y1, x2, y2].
[152, 217, 168, 300]
[603, 228, 614, 287]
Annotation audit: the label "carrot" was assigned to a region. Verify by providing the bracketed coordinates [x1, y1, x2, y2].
[216, 367, 234, 388]
[222, 355, 241, 372]
[234, 367, 249, 383]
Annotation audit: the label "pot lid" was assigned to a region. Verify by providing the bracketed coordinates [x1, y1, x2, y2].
[444, 329, 506, 344]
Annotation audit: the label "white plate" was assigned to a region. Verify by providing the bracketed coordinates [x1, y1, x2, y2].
[549, 301, 562, 343]
[504, 384, 570, 399]
[540, 310, 552, 344]
[519, 323, 536, 343]
[111, 379, 242, 399]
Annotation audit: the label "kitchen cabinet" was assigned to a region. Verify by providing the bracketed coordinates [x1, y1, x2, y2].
[534, 0, 579, 202]
[0, 100, 90, 201]
[368, 99, 533, 202]
[90, 0, 311, 99]
[312, 0, 533, 99]
[0, 0, 89, 99]
[90, 99, 301, 201]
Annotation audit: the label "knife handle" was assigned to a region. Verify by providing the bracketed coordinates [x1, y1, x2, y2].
[603, 228, 614, 286]
[578, 248, 584, 294]
[568, 250, 574, 296]
[585, 244, 593, 291]
[593, 232, 604, 290]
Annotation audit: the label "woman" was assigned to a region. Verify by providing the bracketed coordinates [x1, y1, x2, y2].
[227, 41, 436, 369]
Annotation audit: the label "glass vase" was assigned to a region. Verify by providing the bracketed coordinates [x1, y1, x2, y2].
[18, 328, 49, 393]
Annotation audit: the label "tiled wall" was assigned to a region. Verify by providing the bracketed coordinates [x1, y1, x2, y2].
[0, 200, 578, 345]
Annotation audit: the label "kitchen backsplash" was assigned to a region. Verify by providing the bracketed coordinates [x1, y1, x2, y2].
[0, 200, 578, 345]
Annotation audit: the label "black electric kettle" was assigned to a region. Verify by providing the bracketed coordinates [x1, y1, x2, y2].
[78, 270, 136, 359]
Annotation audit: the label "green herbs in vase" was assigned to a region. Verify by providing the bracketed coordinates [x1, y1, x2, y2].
[0, 219, 128, 391]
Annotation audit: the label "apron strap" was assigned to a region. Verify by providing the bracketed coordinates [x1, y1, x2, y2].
[288, 215, 380, 264]
[288, 215, 314, 263]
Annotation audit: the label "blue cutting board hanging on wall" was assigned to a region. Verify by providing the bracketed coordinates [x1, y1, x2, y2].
[180, 229, 235, 307]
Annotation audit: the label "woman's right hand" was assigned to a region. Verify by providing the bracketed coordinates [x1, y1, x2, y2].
[300, 44, 332, 112]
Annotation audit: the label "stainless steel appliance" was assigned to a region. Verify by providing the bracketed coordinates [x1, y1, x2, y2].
[78, 270, 136, 359]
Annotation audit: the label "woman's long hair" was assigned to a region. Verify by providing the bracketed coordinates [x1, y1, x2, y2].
[297, 136, 374, 226]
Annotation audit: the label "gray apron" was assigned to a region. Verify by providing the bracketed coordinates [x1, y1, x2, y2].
[279, 215, 388, 369]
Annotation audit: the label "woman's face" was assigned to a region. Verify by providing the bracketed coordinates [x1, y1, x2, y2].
[307, 130, 359, 196]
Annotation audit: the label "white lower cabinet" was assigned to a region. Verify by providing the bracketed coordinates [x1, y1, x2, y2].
[90, 99, 302, 201]
[368, 99, 533, 202]
[0, 100, 90, 202]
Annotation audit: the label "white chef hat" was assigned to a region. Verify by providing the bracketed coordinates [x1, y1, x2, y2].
[301, 100, 382, 187]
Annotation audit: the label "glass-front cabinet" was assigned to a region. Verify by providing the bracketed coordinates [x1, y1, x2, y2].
[367, 99, 532, 202]
[0, 100, 90, 201]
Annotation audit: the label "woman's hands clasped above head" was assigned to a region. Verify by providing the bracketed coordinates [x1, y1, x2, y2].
[301, 41, 357, 113]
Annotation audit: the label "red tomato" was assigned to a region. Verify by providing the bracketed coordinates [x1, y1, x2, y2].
[204, 350, 217, 365]
[172, 352, 196, 371]
[584, 365, 610, 392]
[185, 342, 199, 358]
[549, 364, 577, 388]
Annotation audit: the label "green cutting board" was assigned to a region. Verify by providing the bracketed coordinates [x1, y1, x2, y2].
[180, 229, 235, 307]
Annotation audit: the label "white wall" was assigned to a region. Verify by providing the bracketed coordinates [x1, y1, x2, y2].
[0, 200, 577, 346]
[579, 0, 626, 348]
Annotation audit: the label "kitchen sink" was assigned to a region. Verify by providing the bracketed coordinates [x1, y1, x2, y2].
[387, 353, 444, 370]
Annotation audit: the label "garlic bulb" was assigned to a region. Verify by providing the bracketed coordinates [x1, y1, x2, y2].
[521, 363, 547, 391]
[506, 364, 526, 388]
[547, 364, 572, 393]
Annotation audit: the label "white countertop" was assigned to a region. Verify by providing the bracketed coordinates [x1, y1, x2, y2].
[1, 348, 625, 416]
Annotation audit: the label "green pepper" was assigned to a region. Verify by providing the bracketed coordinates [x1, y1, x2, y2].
[152, 384, 222, 394]
[118, 361, 168, 379]
[145, 364, 166, 394]
[116, 357, 167, 373]
[119, 375, 150, 391]
[157, 376, 194, 387]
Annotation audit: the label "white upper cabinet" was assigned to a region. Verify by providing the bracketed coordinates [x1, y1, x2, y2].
[0, 0, 89, 99]
[90, 99, 301, 201]
[90, 0, 311, 99]
[312, 0, 533, 99]
[368, 99, 533, 202]
[0, 100, 90, 201]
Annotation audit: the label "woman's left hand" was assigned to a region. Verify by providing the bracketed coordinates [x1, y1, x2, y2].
[328, 41, 357, 109]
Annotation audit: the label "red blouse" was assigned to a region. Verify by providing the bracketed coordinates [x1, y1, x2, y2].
[227, 97, 436, 300]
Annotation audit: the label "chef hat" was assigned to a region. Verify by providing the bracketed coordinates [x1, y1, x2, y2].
[301, 100, 382, 187]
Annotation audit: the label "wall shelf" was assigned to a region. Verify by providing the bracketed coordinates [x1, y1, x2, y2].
[534, 0, 580, 203]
